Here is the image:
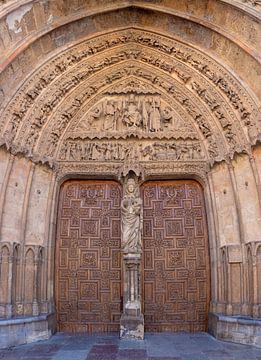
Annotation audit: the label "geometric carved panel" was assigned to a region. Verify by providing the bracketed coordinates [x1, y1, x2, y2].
[142, 180, 210, 332]
[56, 180, 122, 333]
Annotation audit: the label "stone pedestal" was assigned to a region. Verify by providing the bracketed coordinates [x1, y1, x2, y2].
[120, 313, 144, 340]
[120, 253, 144, 340]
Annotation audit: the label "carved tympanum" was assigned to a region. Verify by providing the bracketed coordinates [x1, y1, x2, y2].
[75, 94, 188, 135]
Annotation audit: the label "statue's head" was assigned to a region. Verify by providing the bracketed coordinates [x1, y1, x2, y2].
[126, 178, 136, 194]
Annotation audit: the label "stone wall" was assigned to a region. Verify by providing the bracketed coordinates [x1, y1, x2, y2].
[0, 149, 54, 320]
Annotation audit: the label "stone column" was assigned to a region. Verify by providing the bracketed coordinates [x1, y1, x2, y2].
[32, 246, 43, 316]
[6, 252, 13, 318]
[120, 177, 144, 340]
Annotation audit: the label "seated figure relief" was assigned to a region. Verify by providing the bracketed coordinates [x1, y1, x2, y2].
[75, 94, 188, 134]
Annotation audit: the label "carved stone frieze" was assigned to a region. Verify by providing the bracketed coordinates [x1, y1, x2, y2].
[240, 0, 261, 6]
[58, 139, 205, 162]
[143, 161, 209, 183]
[55, 160, 209, 184]
[190, 81, 247, 154]
[132, 31, 256, 124]
[1, 29, 256, 128]
[55, 162, 122, 181]
[1, 45, 191, 145]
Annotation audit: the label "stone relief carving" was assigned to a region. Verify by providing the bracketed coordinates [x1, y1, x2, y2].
[1, 28, 255, 135]
[133, 32, 254, 123]
[241, 0, 261, 6]
[55, 161, 209, 184]
[190, 81, 242, 152]
[41, 65, 221, 162]
[73, 93, 193, 137]
[143, 161, 209, 180]
[0, 29, 259, 168]
[58, 139, 205, 162]
[121, 178, 142, 254]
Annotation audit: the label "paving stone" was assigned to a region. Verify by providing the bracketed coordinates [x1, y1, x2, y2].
[52, 350, 89, 360]
[146, 342, 180, 358]
[180, 354, 208, 360]
[119, 339, 146, 349]
[117, 349, 148, 360]
[87, 345, 118, 360]
[89, 345, 118, 353]
[87, 353, 117, 360]
[202, 349, 234, 358]
[1, 333, 261, 360]
[148, 357, 181, 360]
[231, 350, 260, 360]
[0, 350, 23, 360]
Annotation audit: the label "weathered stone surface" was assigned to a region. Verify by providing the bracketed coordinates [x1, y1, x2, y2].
[0, 313, 55, 349]
[120, 314, 144, 340]
[209, 313, 261, 348]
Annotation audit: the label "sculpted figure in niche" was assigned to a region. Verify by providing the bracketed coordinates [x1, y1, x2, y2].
[122, 94, 142, 128]
[147, 98, 161, 132]
[121, 178, 142, 254]
[87, 104, 103, 130]
[103, 100, 116, 131]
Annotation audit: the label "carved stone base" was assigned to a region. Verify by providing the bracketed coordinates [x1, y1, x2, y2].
[120, 314, 144, 340]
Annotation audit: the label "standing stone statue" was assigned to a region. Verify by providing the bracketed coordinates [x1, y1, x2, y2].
[121, 178, 142, 254]
[120, 176, 144, 340]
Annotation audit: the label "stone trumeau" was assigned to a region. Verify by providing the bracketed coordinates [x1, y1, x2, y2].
[0, 0, 260, 349]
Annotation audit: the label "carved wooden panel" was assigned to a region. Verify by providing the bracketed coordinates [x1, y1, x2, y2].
[56, 180, 122, 332]
[142, 180, 210, 332]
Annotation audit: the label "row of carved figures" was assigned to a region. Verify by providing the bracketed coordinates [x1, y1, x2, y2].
[59, 140, 204, 161]
[80, 96, 185, 133]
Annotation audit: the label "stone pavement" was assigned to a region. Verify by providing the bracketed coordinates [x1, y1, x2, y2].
[0, 332, 261, 360]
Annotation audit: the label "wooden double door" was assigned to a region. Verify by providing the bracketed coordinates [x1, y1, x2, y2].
[55, 180, 210, 332]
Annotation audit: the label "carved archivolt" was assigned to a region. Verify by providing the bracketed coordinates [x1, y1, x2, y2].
[0, 29, 260, 170]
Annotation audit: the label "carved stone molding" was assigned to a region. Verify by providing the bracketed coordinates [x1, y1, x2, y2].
[55, 160, 209, 185]
[55, 162, 122, 182]
[240, 0, 261, 6]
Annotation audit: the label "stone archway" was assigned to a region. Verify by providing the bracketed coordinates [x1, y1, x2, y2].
[0, 0, 261, 349]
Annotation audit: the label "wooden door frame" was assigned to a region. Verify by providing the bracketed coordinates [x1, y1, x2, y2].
[49, 168, 217, 332]
[140, 179, 211, 331]
[54, 178, 123, 332]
